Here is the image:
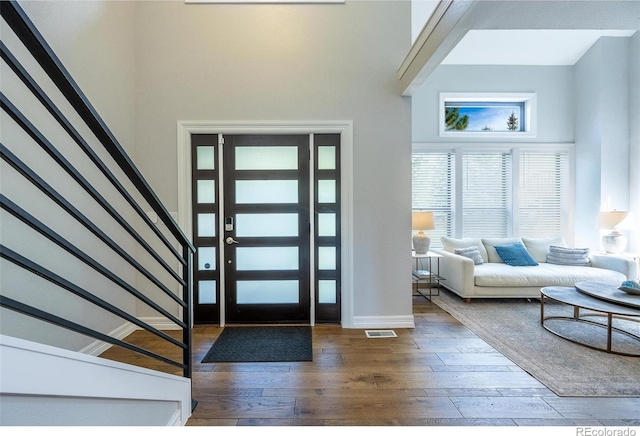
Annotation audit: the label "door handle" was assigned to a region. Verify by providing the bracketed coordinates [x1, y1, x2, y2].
[225, 237, 239, 245]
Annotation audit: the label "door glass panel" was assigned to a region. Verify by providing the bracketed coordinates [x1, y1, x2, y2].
[236, 247, 299, 270]
[198, 247, 216, 270]
[318, 280, 337, 304]
[318, 246, 336, 270]
[198, 280, 216, 304]
[318, 213, 336, 237]
[236, 146, 298, 170]
[236, 280, 299, 304]
[197, 213, 216, 237]
[197, 180, 215, 203]
[236, 214, 298, 237]
[197, 146, 215, 170]
[317, 146, 336, 170]
[318, 180, 336, 203]
[236, 180, 298, 204]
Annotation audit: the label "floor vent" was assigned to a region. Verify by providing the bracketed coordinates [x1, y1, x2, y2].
[365, 330, 397, 338]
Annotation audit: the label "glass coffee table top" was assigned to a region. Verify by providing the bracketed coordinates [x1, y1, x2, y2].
[575, 281, 640, 309]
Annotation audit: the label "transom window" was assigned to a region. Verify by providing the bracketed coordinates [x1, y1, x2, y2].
[440, 93, 537, 137]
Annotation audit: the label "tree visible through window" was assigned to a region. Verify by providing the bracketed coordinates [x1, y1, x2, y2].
[440, 93, 536, 137]
[444, 102, 525, 133]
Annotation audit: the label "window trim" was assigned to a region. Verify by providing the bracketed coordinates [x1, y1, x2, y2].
[439, 93, 537, 138]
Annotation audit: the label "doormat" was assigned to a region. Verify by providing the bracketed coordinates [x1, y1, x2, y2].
[201, 326, 312, 363]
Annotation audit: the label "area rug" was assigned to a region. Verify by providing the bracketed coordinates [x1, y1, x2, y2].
[201, 326, 312, 363]
[430, 289, 640, 397]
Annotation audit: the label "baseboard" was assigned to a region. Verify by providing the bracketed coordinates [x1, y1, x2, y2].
[139, 316, 183, 331]
[80, 322, 137, 356]
[351, 315, 415, 329]
[81, 317, 181, 357]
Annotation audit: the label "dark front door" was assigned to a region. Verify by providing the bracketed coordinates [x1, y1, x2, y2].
[222, 135, 311, 324]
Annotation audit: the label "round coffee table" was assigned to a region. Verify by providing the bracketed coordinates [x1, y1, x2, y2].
[575, 281, 640, 309]
[540, 286, 640, 357]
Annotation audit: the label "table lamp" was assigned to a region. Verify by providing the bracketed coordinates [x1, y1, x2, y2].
[598, 210, 635, 254]
[412, 211, 435, 254]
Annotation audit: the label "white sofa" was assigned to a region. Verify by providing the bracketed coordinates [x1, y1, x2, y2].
[433, 236, 638, 302]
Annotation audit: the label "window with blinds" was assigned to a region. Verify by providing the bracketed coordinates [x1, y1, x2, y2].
[411, 147, 571, 243]
[462, 152, 512, 238]
[412, 152, 453, 249]
[518, 151, 569, 237]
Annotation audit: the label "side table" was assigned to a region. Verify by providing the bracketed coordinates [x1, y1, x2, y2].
[412, 251, 445, 300]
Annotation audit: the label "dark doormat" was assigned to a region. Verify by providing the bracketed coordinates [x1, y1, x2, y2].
[201, 326, 312, 363]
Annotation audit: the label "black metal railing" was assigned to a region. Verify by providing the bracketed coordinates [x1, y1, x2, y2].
[0, 0, 195, 386]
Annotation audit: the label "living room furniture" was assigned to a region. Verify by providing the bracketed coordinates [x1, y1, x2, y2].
[540, 283, 640, 357]
[434, 236, 638, 302]
[412, 251, 444, 300]
[595, 252, 640, 280]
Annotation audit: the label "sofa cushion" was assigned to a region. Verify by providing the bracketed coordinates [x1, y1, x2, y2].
[547, 246, 591, 266]
[522, 236, 567, 263]
[442, 237, 489, 263]
[494, 242, 538, 266]
[473, 263, 625, 287]
[481, 238, 524, 263]
[454, 246, 484, 265]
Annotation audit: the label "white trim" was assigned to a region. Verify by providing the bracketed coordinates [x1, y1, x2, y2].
[352, 315, 415, 330]
[438, 92, 537, 139]
[82, 317, 184, 357]
[185, 0, 344, 3]
[1, 335, 191, 425]
[413, 142, 573, 152]
[80, 322, 137, 356]
[177, 120, 354, 328]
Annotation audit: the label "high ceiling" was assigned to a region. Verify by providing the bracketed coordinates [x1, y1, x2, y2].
[441, 29, 637, 65]
[402, 0, 640, 94]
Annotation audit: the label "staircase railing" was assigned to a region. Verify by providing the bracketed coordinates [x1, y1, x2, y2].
[0, 0, 195, 387]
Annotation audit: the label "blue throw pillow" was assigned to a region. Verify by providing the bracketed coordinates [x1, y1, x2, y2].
[494, 242, 539, 266]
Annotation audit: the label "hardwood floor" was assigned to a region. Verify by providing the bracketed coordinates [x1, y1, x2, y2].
[100, 295, 640, 427]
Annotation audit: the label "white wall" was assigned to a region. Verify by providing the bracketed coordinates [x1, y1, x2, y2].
[628, 32, 640, 254]
[132, 1, 413, 323]
[574, 36, 633, 250]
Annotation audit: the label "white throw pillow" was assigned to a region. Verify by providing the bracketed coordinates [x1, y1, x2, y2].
[441, 237, 489, 263]
[547, 246, 591, 266]
[522, 236, 567, 263]
[453, 246, 484, 265]
[481, 238, 524, 263]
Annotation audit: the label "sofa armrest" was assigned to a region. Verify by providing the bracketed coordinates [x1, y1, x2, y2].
[591, 254, 638, 280]
[432, 249, 476, 297]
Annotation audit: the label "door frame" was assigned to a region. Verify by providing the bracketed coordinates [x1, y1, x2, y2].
[177, 121, 354, 327]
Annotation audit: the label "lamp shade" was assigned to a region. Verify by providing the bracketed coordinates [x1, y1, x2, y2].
[412, 211, 435, 231]
[598, 211, 635, 230]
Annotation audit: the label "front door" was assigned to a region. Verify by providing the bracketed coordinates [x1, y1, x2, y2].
[223, 134, 310, 324]
[191, 132, 341, 325]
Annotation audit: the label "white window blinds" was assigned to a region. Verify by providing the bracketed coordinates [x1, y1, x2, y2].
[411, 152, 453, 249]
[411, 147, 571, 241]
[462, 152, 512, 238]
[518, 151, 569, 237]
